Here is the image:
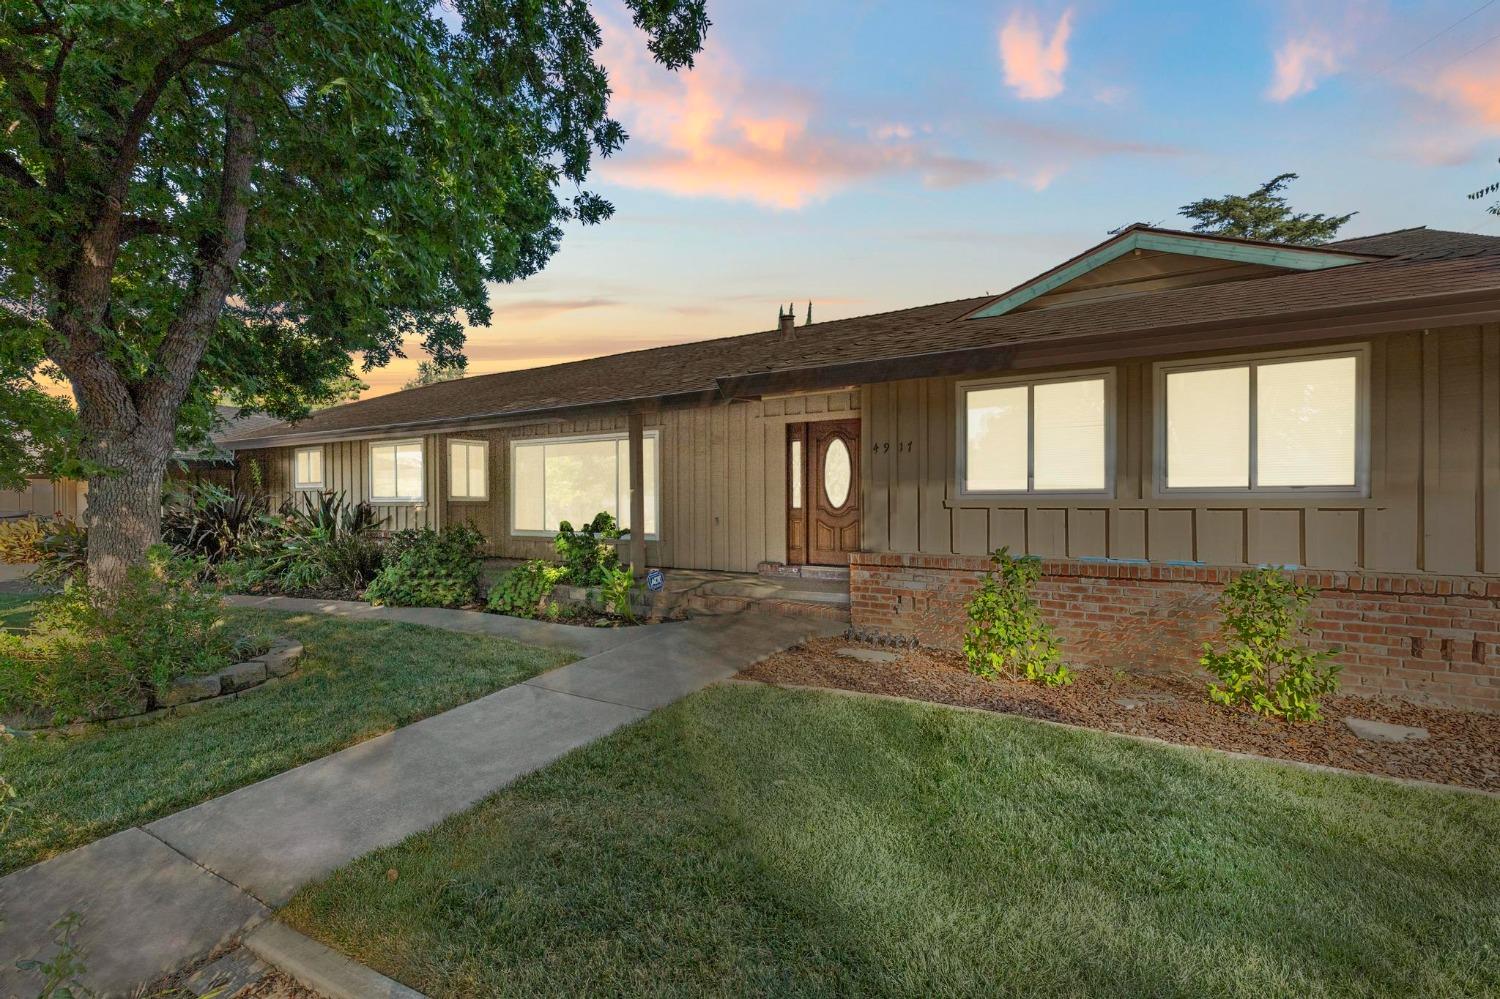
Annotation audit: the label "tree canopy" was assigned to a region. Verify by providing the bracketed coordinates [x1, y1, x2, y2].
[0, 0, 708, 475]
[1179, 173, 1355, 245]
[0, 0, 707, 586]
[402, 359, 468, 391]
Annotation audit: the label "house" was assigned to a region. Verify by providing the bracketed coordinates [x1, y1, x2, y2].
[220, 225, 1500, 711]
[0, 406, 283, 521]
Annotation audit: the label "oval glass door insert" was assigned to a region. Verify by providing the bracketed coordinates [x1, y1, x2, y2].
[823, 438, 851, 508]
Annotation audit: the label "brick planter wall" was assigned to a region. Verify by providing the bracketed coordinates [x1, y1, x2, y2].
[849, 553, 1500, 712]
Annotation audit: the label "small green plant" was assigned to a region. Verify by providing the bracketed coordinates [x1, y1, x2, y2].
[599, 565, 638, 623]
[554, 512, 622, 586]
[367, 524, 485, 608]
[15, 913, 90, 998]
[487, 560, 566, 618]
[963, 547, 1069, 686]
[0, 518, 48, 565]
[0, 547, 239, 724]
[0, 518, 88, 588]
[1201, 567, 1341, 722]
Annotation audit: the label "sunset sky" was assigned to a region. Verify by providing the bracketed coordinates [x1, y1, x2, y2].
[368, 0, 1500, 395]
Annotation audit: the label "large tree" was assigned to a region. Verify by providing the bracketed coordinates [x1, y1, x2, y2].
[1179, 172, 1355, 245]
[0, 0, 707, 592]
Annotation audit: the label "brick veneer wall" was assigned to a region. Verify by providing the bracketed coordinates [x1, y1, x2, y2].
[849, 553, 1500, 712]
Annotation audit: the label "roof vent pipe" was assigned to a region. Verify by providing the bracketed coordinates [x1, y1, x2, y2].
[778, 302, 796, 338]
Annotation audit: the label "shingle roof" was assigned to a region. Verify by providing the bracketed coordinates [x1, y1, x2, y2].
[223, 226, 1500, 447]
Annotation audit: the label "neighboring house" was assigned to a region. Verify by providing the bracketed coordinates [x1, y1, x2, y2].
[221, 225, 1500, 710]
[0, 405, 282, 521]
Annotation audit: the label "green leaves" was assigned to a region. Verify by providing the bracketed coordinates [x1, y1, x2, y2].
[1, 0, 709, 430]
[1179, 172, 1355, 245]
[962, 547, 1070, 687]
[1200, 568, 1342, 722]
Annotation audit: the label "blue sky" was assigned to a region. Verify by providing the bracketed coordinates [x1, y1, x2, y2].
[371, 0, 1500, 392]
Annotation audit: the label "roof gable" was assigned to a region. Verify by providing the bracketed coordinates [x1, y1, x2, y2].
[966, 226, 1382, 319]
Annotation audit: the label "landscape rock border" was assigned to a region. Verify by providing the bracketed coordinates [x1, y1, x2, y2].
[19, 639, 304, 737]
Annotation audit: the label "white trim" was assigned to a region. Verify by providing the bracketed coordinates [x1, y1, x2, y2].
[954, 368, 1117, 500]
[367, 438, 426, 504]
[447, 438, 489, 501]
[1152, 343, 1371, 498]
[292, 446, 325, 491]
[508, 429, 662, 540]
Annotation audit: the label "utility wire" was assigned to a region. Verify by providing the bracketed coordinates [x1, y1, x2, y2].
[1442, 24, 1500, 64]
[1372, 0, 1497, 74]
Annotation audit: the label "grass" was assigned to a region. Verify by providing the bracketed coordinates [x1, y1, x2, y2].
[0, 592, 40, 631]
[283, 684, 1500, 999]
[1, 609, 572, 874]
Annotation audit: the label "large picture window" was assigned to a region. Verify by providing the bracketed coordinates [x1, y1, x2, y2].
[369, 440, 425, 503]
[958, 372, 1112, 495]
[1158, 348, 1365, 493]
[511, 431, 659, 537]
[448, 440, 488, 500]
[293, 446, 324, 490]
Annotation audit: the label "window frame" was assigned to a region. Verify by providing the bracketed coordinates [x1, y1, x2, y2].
[292, 446, 325, 491]
[367, 438, 426, 504]
[954, 368, 1117, 500]
[1153, 344, 1370, 498]
[447, 439, 489, 502]
[508, 429, 662, 540]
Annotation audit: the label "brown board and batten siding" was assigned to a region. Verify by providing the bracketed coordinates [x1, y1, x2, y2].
[243, 390, 858, 574]
[861, 325, 1500, 575]
[237, 434, 446, 533]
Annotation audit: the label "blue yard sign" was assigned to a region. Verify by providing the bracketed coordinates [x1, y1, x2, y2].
[646, 568, 665, 592]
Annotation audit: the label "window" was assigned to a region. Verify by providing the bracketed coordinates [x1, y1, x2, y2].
[790, 438, 802, 509]
[369, 440, 425, 503]
[511, 431, 659, 537]
[448, 440, 488, 500]
[958, 372, 1111, 495]
[1158, 348, 1365, 493]
[293, 447, 324, 490]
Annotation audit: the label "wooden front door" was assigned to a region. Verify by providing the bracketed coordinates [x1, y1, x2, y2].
[787, 419, 860, 565]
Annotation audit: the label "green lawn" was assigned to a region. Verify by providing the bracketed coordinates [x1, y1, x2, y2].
[0, 592, 40, 631]
[283, 684, 1500, 999]
[1, 609, 572, 874]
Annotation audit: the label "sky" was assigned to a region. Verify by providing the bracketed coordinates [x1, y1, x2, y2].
[366, 0, 1500, 395]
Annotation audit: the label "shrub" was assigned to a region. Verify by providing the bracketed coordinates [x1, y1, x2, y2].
[963, 547, 1070, 686]
[0, 517, 87, 588]
[599, 564, 638, 623]
[487, 560, 567, 618]
[162, 481, 270, 563]
[1201, 568, 1342, 722]
[367, 524, 485, 608]
[554, 512, 622, 585]
[221, 491, 385, 597]
[0, 518, 47, 565]
[0, 547, 237, 724]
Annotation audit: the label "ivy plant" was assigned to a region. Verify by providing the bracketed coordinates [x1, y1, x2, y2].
[963, 547, 1070, 686]
[487, 560, 566, 619]
[1200, 568, 1342, 722]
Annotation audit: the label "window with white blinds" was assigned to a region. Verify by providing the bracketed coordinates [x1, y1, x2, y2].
[448, 440, 488, 500]
[1159, 349, 1365, 493]
[958, 372, 1112, 495]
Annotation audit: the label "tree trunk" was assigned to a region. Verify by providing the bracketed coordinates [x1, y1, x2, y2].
[80, 422, 175, 593]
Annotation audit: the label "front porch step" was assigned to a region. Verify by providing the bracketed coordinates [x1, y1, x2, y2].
[758, 562, 851, 583]
[669, 591, 849, 623]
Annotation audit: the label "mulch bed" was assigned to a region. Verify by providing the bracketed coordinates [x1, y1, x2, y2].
[740, 638, 1500, 793]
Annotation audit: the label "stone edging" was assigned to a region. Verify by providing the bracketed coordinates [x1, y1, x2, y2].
[721, 678, 1500, 800]
[19, 639, 304, 737]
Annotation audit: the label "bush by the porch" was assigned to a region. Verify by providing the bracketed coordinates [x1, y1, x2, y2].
[963, 547, 1070, 686]
[366, 524, 486, 608]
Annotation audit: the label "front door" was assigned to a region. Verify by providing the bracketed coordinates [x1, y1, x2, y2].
[787, 419, 860, 565]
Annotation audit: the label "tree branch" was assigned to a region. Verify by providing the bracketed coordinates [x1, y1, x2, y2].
[140, 28, 270, 426]
[0, 153, 41, 190]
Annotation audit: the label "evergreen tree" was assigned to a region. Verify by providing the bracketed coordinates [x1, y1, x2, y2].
[1179, 173, 1355, 244]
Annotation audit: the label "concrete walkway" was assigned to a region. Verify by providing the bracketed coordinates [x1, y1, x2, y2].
[0, 606, 842, 997]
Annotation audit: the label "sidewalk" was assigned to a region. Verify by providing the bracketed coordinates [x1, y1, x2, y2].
[0, 606, 842, 996]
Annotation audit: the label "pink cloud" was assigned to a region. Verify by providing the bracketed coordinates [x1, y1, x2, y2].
[597, 13, 1003, 208]
[1422, 64, 1500, 130]
[998, 8, 1073, 100]
[1265, 34, 1342, 101]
